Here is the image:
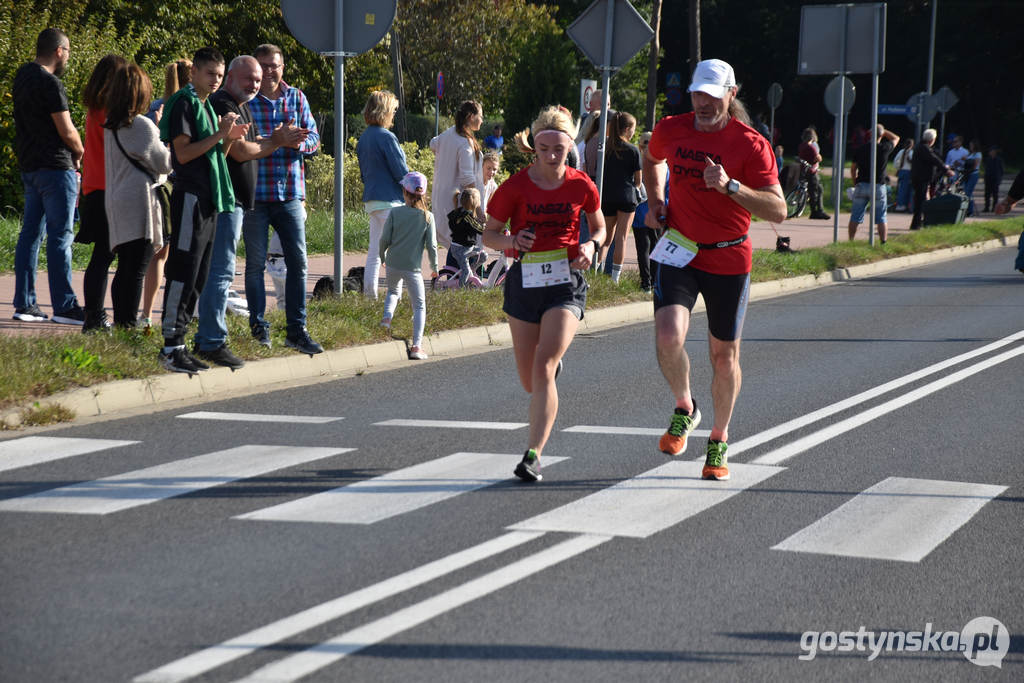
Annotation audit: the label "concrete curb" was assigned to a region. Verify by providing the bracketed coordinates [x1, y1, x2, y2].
[1, 237, 1013, 428]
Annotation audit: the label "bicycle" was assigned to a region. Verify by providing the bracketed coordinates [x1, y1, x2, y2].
[785, 159, 812, 219]
[431, 248, 510, 290]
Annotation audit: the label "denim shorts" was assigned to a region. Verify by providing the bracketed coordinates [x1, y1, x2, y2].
[850, 182, 888, 224]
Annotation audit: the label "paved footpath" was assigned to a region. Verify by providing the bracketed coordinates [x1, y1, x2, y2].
[1, 176, 1019, 338]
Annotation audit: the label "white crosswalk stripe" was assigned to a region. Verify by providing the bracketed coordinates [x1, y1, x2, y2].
[0, 445, 352, 515]
[772, 477, 1007, 562]
[0, 436, 138, 474]
[372, 419, 528, 430]
[510, 461, 784, 538]
[236, 452, 568, 525]
[562, 424, 711, 438]
[175, 411, 342, 424]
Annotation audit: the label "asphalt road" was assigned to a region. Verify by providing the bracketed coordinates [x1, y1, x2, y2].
[1, 248, 1022, 682]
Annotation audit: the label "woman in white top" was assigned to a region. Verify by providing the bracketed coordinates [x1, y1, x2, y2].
[104, 62, 172, 327]
[430, 100, 485, 252]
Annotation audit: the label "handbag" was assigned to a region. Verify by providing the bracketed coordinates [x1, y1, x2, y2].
[113, 127, 173, 240]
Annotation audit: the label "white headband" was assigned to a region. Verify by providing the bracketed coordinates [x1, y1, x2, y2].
[534, 129, 571, 143]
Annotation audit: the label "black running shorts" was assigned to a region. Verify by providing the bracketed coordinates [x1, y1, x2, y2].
[653, 263, 750, 341]
[502, 261, 587, 324]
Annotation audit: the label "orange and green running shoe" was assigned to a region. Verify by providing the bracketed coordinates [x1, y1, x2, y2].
[701, 439, 730, 480]
[659, 402, 702, 456]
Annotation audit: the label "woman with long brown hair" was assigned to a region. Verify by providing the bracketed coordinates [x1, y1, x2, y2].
[79, 53, 128, 332]
[596, 111, 642, 282]
[103, 62, 172, 327]
[430, 99, 485, 252]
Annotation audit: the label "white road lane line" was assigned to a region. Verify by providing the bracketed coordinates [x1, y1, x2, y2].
[510, 461, 784, 538]
[772, 477, 1008, 562]
[132, 530, 546, 683]
[0, 445, 351, 515]
[750, 344, 1024, 465]
[176, 412, 342, 424]
[232, 534, 611, 682]
[730, 329, 1024, 457]
[562, 425, 711, 438]
[0, 436, 138, 474]
[235, 452, 568, 525]
[372, 419, 528, 430]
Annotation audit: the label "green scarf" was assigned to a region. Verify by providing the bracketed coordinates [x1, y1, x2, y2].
[159, 84, 234, 213]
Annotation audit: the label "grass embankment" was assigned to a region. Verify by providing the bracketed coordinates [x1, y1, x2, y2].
[0, 217, 1020, 425]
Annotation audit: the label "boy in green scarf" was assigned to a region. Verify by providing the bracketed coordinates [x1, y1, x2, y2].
[157, 47, 248, 375]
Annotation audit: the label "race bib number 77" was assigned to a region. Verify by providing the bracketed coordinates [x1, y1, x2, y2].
[650, 229, 698, 269]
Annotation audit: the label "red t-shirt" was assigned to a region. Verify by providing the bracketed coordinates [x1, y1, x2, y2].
[486, 166, 600, 261]
[648, 112, 778, 274]
[81, 108, 106, 195]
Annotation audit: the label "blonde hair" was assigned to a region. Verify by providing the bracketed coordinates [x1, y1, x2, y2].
[404, 188, 430, 216]
[482, 150, 501, 168]
[363, 90, 398, 128]
[515, 106, 579, 156]
[453, 187, 481, 211]
[163, 59, 191, 101]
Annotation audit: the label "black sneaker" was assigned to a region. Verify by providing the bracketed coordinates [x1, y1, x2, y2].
[514, 449, 543, 482]
[12, 305, 48, 322]
[194, 343, 245, 370]
[285, 328, 323, 356]
[52, 304, 86, 325]
[251, 324, 271, 348]
[159, 347, 200, 375]
[183, 348, 210, 371]
[82, 310, 111, 333]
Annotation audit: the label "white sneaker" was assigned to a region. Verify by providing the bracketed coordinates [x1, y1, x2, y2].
[408, 346, 427, 360]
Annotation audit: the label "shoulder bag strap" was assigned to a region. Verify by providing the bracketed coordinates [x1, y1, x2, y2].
[113, 128, 157, 184]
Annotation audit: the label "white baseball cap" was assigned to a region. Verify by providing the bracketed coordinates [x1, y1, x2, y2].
[688, 59, 736, 99]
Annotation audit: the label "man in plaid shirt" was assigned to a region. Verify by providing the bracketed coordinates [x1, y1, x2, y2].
[242, 43, 323, 355]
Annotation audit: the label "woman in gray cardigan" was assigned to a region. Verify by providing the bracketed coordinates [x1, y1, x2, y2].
[103, 62, 172, 327]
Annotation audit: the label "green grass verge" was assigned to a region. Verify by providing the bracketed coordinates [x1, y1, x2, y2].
[0, 218, 1020, 419]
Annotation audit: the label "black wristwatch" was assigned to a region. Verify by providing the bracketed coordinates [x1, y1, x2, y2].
[726, 179, 740, 195]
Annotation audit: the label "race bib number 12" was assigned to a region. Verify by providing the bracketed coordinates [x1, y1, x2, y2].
[650, 229, 698, 269]
[521, 248, 570, 288]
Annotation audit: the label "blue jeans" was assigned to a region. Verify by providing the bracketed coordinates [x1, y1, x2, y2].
[896, 169, 913, 209]
[14, 169, 79, 312]
[242, 199, 308, 335]
[963, 170, 980, 216]
[195, 206, 244, 351]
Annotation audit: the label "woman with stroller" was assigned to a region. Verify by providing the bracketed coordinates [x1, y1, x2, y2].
[483, 106, 606, 482]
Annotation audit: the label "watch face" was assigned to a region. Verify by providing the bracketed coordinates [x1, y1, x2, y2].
[728, 179, 740, 194]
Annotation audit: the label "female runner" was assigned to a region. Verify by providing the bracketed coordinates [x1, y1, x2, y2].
[483, 106, 606, 482]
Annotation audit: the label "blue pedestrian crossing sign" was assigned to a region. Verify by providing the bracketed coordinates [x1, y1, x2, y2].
[666, 72, 682, 88]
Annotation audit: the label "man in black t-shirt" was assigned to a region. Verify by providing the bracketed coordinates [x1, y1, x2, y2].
[847, 124, 899, 243]
[193, 55, 307, 369]
[11, 28, 85, 324]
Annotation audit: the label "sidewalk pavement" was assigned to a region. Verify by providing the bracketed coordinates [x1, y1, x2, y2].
[1, 176, 1019, 338]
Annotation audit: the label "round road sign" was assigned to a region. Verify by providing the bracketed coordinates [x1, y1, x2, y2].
[824, 76, 855, 115]
[767, 82, 783, 110]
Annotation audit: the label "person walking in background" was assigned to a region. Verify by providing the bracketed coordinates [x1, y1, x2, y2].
[847, 124, 898, 243]
[644, 58, 786, 481]
[962, 139, 982, 216]
[993, 169, 1024, 273]
[983, 145, 1004, 213]
[158, 47, 247, 374]
[78, 53, 127, 332]
[356, 90, 409, 299]
[379, 172, 438, 360]
[909, 128, 953, 230]
[140, 58, 191, 330]
[243, 43, 322, 355]
[632, 132, 661, 293]
[596, 111, 641, 284]
[797, 126, 830, 220]
[893, 138, 914, 212]
[483, 106, 606, 482]
[483, 124, 504, 153]
[430, 100, 486, 251]
[11, 28, 85, 324]
[194, 55, 308, 369]
[103, 63, 173, 328]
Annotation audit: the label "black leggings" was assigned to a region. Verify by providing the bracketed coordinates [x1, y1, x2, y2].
[632, 226, 657, 288]
[110, 238, 154, 327]
[81, 191, 112, 318]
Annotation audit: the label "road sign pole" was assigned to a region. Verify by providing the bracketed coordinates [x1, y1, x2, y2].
[332, 0, 345, 292]
[593, 0, 615, 211]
